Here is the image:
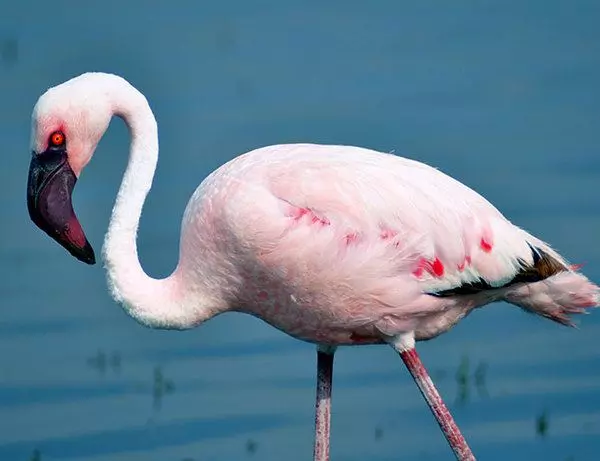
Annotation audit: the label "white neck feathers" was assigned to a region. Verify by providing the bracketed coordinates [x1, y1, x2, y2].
[99, 76, 213, 329]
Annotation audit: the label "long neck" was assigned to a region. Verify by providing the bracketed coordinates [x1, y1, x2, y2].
[101, 78, 216, 330]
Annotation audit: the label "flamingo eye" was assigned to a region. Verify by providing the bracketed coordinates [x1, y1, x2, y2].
[49, 131, 65, 148]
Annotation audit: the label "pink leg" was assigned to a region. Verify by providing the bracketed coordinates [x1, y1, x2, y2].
[399, 347, 476, 461]
[313, 346, 335, 461]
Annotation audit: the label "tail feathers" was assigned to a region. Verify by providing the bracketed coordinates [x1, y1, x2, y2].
[503, 271, 599, 326]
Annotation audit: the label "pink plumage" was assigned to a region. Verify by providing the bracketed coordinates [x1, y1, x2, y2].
[177, 143, 598, 343]
[26, 73, 599, 461]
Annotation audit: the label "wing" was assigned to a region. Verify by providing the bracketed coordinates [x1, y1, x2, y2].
[255, 144, 570, 295]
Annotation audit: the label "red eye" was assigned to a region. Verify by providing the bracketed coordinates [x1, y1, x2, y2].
[50, 131, 65, 146]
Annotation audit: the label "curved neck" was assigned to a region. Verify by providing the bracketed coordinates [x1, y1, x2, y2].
[100, 79, 215, 329]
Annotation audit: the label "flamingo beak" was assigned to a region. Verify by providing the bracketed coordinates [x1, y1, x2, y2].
[27, 148, 96, 265]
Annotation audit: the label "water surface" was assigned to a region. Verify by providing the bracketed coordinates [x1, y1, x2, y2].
[1, 2, 599, 460]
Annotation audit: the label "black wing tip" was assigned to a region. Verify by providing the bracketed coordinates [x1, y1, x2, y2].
[430, 244, 568, 298]
[526, 244, 568, 279]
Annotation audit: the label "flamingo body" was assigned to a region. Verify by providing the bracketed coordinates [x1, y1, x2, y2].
[172, 142, 596, 345]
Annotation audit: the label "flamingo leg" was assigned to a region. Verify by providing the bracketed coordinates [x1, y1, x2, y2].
[313, 345, 335, 461]
[394, 341, 476, 461]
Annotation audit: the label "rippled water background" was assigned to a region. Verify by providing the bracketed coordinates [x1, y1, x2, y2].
[1, 1, 599, 460]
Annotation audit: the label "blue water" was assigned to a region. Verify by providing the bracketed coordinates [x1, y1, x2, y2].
[1, 1, 599, 460]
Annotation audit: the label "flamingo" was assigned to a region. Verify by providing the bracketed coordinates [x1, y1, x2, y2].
[26, 72, 598, 461]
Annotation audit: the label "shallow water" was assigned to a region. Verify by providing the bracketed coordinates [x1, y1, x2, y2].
[1, 1, 599, 460]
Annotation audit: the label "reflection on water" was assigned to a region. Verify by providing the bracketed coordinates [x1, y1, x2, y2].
[537, 409, 550, 439]
[455, 355, 491, 406]
[1, 1, 599, 461]
[86, 350, 122, 376]
[245, 438, 258, 456]
[456, 355, 470, 406]
[474, 361, 489, 400]
[374, 425, 383, 441]
[87, 352, 176, 413]
[152, 366, 175, 412]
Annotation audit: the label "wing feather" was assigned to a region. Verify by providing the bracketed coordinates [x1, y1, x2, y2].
[236, 144, 569, 298]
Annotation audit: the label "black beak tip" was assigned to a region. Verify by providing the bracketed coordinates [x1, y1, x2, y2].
[70, 241, 96, 265]
[81, 252, 97, 265]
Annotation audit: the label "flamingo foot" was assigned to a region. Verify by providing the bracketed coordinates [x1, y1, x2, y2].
[391, 335, 476, 461]
[313, 345, 335, 461]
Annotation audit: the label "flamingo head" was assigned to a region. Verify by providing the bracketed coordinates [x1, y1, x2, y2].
[27, 74, 113, 265]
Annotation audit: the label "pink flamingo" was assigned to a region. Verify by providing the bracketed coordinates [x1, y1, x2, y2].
[26, 73, 598, 461]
